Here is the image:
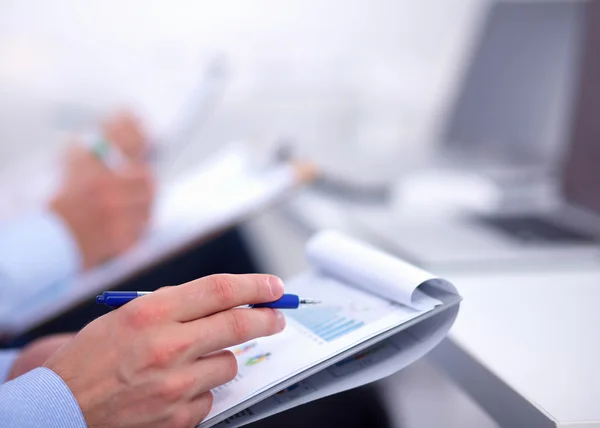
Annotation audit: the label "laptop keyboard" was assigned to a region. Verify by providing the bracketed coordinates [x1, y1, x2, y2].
[473, 215, 597, 244]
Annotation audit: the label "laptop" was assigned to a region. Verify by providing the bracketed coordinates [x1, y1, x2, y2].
[355, 0, 600, 271]
[307, 1, 584, 206]
[433, 0, 584, 176]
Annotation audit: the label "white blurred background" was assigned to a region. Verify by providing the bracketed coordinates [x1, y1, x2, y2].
[0, 0, 485, 177]
[0, 2, 508, 426]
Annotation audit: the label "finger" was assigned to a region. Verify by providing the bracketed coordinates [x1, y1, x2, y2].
[192, 350, 238, 394]
[155, 351, 236, 400]
[149, 274, 285, 322]
[103, 112, 148, 160]
[66, 143, 107, 177]
[184, 308, 285, 357]
[187, 391, 214, 427]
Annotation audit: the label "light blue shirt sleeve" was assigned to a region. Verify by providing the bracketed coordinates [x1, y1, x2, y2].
[0, 209, 81, 306]
[0, 350, 19, 384]
[0, 367, 87, 427]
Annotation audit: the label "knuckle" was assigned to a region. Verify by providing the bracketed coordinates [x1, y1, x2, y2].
[169, 336, 194, 358]
[158, 377, 187, 404]
[264, 310, 280, 335]
[149, 341, 178, 369]
[208, 275, 237, 306]
[123, 302, 158, 328]
[145, 329, 195, 370]
[256, 275, 273, 297]
[228, 310, 251, 343]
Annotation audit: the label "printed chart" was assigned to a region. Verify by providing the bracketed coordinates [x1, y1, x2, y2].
[289, 307, 366, 342]
[288, 279, 397, 343]
[286, 274, 399, 343]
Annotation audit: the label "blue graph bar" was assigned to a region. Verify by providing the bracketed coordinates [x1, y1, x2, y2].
[302, 311, 337, 328]
[320, 319, 356, 339]
[311, 314, 342, 330]
[323, 321, 365, 341]
[312, 317, 341, 330]
[289, 308, 366, 342]
[314, 318, 347, 336]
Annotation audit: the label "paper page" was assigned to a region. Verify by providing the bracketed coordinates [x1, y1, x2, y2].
[197, 269, 441, 427]
[152, 144, 293, 230]
[306, 230, 443, 310]
[212, 301, 459, 428]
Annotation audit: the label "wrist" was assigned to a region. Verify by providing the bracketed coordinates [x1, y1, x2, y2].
[48, 196, 90, 270]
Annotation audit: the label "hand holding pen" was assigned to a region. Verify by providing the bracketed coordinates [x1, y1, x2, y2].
[45, 274, 289, 427]
[49, 112, 155, 269]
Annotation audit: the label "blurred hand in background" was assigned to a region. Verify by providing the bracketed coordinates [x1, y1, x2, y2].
[49, 112, 156, 269]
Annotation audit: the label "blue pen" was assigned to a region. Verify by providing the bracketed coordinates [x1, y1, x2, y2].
[96, 291, 320, 309]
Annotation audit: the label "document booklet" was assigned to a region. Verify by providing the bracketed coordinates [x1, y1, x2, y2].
[199, 230, 462, 427]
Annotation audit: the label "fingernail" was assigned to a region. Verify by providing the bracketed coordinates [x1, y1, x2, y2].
[274, 310, 286, 331]
[268, 276, 284, 297]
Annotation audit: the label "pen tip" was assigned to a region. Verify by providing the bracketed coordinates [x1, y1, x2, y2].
[300, 298, 321, 305]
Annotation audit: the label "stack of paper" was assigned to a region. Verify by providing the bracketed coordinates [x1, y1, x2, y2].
[198, 231, 461, 428]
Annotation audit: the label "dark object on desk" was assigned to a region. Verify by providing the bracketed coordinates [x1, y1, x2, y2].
[245, 385, 391, 428]
[312, 176, 391, 205]
[272, 137, 392, 205]
[472, 215, 596, 244]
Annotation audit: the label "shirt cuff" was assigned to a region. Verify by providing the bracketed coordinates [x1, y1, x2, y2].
[0, 209, 81, 296]
[0, 367, 86, 428]
[0, 350, 19, 384]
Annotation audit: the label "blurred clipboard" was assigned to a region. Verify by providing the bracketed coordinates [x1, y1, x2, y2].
[0, 144, 309, 338]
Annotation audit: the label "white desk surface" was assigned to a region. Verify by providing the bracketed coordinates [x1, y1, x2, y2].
[443, 269, 600, 427]
[280, 188, 600, 428]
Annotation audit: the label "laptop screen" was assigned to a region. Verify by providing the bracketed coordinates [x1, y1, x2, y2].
[443, 1, 583, 164]
[562, 0, 600, 216]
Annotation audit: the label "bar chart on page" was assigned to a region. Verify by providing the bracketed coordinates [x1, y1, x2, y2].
[288, 297, 397, 343]
[286, 274, 400, 343]
[289, 307, 366, 342]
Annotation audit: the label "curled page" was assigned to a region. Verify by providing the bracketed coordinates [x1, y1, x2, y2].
[306, 230, 450, 310]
